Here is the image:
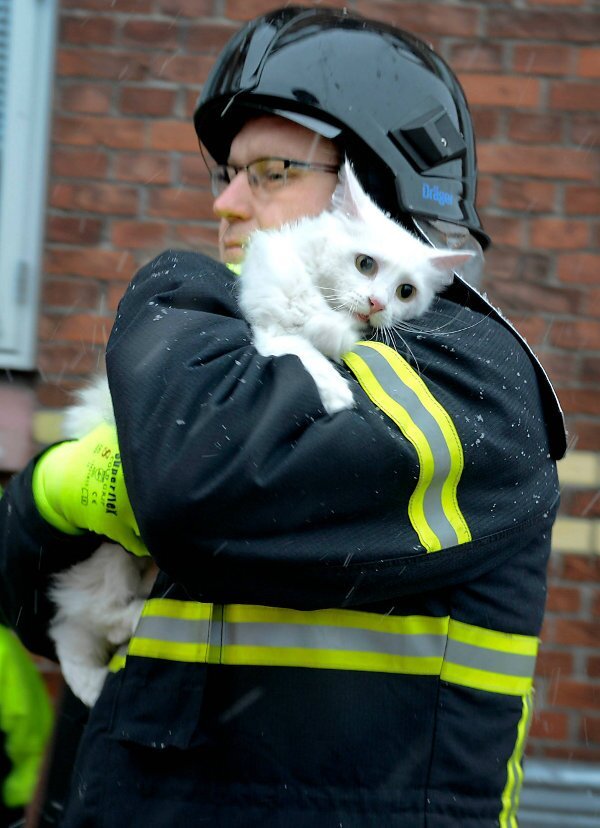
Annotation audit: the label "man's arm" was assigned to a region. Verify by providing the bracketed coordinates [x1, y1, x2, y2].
[105, 250, 561, 610]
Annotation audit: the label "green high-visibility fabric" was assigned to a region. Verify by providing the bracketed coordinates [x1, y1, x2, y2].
[0, 625, 53, 808]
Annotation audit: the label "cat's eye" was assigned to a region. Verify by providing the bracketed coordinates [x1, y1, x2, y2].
[397, 283, 416, 300]
[355, 254, 378, 276]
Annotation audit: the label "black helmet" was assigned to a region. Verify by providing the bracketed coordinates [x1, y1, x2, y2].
[194, 5, 490, 249]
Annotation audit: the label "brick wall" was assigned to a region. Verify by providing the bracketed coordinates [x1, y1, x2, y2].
[14, 0, 600, 760]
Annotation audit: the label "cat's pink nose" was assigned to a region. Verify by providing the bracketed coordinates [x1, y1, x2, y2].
[369, 296, 386, 314]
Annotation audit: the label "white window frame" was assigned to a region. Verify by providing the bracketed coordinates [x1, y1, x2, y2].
[0, 0, 58, 369]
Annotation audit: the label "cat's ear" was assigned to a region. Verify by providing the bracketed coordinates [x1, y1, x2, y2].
[427, 250, 476, 285]
[331, 158, 372, 219]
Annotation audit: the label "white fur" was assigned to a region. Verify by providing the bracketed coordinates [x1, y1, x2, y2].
[239, 160, 474, 413]
[48, 376, 156, 707]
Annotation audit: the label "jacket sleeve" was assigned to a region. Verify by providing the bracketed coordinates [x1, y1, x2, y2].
[105, 250, 560, 610]
[0, 460, 101, 658]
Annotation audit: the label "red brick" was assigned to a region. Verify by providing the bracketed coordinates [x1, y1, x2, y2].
[60, 15, 116, 46]
[50, 183, 138, 216]
[557, 253, 600, 284]
[37, 343, 101, 377]
[588, 656, 600, 678]
[180, 156, 211, 188]
[541, 746, 600, 762]
[570, 114, 600, 148]
[551, 320, 600, 351]
[149, 121, 199, 153]
[148, 54, 213, 85]
[578, 48, 600, 79]
[173, 224, 219, 257]
[474, 176, 493, 209]
[581, 358, 600, 387]
[471, 109, 500, 140]
[546, 586, 582, 614]
[487, 10, 600, 43]
[42, 279, 101, 310]
[570, 421, 600, 453]
[459, 73, 540, 107]
[513, 44, 573, 76]
[107, 282, 127, 312]
[529, 710, 569, 741]
[119, 86, 176, 117]
[481, 217, 523, 248]
[554, 619, 600, 647]
[449, 42, 504, 73]
[488, 281, 583, 317]
[535, 649, 573, 678]
[565, 185, 600, 216]
[507, 112, 563, 145]
[582, 716, 600, 744]
[501, 315, 547, 347]
[482, 248, 520, 281]
[563, 555, 600, 582]
[121, 20, 179, 50]
[478, 145, 594, 181]
[113, 153, 171, 185]
[46, 217, 103, 246]
[53, 116, 145, 150]
[56, 48, 151, 81]
[51, 148, 108, 180]
[497, 180, 556, 212]
[39, 313, 115, 346]
[531, 219, 590, 250]
[550, 81, 600, 112]
[60, 83, 112, 115]
[157, 0, 213, 15]
[559, 389, 600, 416]
[112, 221, 167, 250]
[540, 353, 581, 387]
[551, 679, 600, 710]
[186, 24, 241, 55]
[45, 248, 136, 282]
[36, 381, 84, 409]
[60, 0, 152, 10]
[147, 189, 215, 221]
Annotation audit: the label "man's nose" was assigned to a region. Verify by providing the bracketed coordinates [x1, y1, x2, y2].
[213, 171, 252, 219]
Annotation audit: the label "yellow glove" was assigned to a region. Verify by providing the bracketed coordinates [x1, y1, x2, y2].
[32, 422, 149, 557]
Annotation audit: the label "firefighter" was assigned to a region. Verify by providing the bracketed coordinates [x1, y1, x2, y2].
[0, 7, 565, 826]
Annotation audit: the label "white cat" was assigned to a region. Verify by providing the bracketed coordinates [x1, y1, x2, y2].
[239, 160, 474, 414]
[49, 160, 473, 707]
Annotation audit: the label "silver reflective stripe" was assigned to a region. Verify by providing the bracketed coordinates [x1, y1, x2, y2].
[445, 639, 537, 679]
[352, 343, 460, 547]
[220, 621, 447, 658]
[135, 615, 211, 645]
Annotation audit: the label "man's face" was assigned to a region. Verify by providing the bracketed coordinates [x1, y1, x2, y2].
[210, 116, 340, 263]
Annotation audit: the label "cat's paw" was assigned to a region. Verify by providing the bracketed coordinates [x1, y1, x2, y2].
[310, 364, 355, 414]
[61, 662, 108, 707]
[303, 314, 363, 360]
[105, 598, 145, 646]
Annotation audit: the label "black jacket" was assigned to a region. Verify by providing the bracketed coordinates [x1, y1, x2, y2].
[0, 251, 565, 826]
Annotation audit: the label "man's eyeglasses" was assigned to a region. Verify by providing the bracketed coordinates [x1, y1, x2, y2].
[209, 157, 339, 198]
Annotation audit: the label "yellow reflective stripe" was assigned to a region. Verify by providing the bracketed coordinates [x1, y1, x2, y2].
[114, 601, 539, 698]
[499, 689, 534, 827]
[343, 341, 471, 551]
[140, 598, 213, 621]
[441, 619, 539, 696]
[449, 618, 539, 657]
[218, 645, 443, 674]
[222, 604, 449, 636]
[440, 663, 533, 697]
[128, 637, 210, 663]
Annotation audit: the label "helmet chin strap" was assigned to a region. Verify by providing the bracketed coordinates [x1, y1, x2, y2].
[413, 218, 485, 290]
